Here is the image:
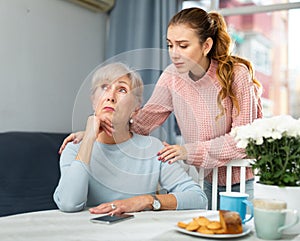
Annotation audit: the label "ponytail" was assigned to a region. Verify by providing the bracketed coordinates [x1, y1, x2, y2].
[208, 11, 261, 118]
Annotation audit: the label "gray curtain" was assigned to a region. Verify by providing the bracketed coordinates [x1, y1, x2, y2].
[104, 0, 182, 144]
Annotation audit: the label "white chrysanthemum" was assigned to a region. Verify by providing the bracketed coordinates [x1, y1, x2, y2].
[236, 139, 248, 149]
[255, 137, 264, 145]
[231, 115, 300, 147]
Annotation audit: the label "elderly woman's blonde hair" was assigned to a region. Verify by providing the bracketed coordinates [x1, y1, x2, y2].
[91, 62, 144, 105]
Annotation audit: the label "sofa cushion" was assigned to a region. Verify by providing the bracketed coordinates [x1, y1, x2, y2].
[0, 132, 68, 217]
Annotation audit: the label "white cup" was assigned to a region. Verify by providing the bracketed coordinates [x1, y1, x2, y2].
[253, 199, 299, 240]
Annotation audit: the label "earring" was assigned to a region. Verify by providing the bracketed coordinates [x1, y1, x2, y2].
[129, 118, 133, 124]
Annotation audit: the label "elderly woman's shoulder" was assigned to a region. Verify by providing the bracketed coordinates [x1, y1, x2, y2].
[132, 133, 164, 149]
[60, 141, 80, 156]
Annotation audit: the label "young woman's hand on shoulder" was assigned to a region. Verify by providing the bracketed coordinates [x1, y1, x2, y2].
[157, 142, 188, 164]
[58, 131, 85, 154]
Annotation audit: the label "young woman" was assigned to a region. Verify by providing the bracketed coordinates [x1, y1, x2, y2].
[59, 8, 263, 209]
[53, 62, 207, 215]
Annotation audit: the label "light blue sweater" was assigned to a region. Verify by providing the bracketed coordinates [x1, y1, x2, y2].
[53, 133, 207, 212]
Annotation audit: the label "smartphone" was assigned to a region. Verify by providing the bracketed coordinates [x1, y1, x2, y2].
[90, 214, 134, 224]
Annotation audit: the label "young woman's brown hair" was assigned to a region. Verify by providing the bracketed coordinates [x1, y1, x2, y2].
[169, 7, 262, 119]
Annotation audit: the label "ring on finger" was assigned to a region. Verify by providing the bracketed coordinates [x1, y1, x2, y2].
[110, 203, 117, 210]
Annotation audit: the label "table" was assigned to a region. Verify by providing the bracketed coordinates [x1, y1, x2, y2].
[0, 209, 299, 241]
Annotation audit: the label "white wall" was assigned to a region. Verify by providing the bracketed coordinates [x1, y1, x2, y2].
[0, 0, 107, 133]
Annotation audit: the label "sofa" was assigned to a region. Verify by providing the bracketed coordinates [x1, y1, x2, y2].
[0, 131, 68, 217]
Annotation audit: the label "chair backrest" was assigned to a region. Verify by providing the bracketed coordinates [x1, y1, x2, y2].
[198, 159, 254, 210]
[0, 132, 68, 217]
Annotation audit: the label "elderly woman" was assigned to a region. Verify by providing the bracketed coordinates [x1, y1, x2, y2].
[53, 62, 207, 215]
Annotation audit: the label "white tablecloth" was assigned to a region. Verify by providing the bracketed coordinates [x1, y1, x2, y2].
[0, 209, 299, 241]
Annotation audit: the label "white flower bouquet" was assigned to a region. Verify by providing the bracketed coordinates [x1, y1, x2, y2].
[231, 115, 300, 186]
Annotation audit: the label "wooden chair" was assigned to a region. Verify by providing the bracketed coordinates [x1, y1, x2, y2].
[198, 159, 254, 210]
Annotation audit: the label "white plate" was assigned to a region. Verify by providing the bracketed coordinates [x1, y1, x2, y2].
[176, 224, 252, 239]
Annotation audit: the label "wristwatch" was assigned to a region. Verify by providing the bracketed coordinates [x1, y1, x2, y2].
[152, 195, 161, 211]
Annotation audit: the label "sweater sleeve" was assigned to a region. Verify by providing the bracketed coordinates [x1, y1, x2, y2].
[132, 70, 173, 135]
[159, 161, 208, 210]
[53, 143, 89, 212]
[184, 65, 263, 168]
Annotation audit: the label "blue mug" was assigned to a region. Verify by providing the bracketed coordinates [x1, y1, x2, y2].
[219, 192, 253, 224]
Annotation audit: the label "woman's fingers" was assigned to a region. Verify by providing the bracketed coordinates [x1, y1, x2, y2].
[101, 122, 114, 136]
[158, 149, 177, 162]
[58, 117, 114, 154]
[89, 204, 110, 214]
[59, 131, 87, 154]
[98, 116, 114, 136]
[73, 131, 85, 143]
[157, 142, 187, 163]
[58, 133, 76, 154]
[89, 201, 123, 215]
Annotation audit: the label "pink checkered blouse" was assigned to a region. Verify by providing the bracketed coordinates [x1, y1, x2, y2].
[132, 60, 263, 186]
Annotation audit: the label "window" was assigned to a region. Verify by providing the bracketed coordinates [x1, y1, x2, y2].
[182, 0, 300, 118]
